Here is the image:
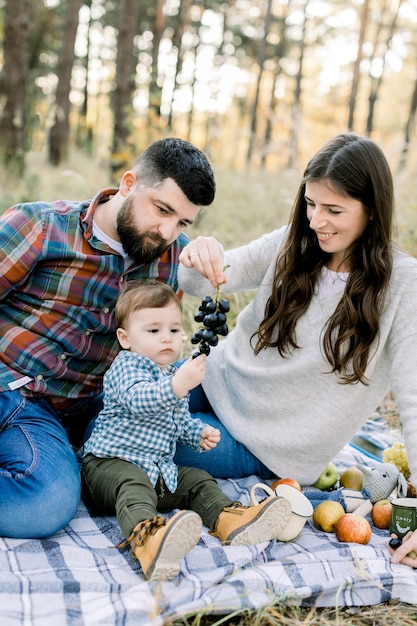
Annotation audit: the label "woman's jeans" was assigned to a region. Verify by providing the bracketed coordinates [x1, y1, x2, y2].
[174, 385, 272, 480]
[0, 390, 97, 539]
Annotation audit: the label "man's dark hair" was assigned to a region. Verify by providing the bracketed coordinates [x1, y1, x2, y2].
[133, 138, 216, 206]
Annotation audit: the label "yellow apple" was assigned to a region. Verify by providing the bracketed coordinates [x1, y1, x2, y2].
[335, 513, 372, 544]
[340, 466, 364, 491]
[312, 500, 345, 533]
[371, 499, 392, 530]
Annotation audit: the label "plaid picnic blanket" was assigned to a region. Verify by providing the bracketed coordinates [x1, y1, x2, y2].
[1, 415, 416, 626]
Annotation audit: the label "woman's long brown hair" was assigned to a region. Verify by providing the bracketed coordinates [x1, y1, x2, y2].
[252, 133, 394, 385]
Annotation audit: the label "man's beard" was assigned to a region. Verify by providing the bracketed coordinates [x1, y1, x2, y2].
[116, 196, 169, 265]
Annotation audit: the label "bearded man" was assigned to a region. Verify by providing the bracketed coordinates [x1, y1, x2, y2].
[0, 138, 216, 539]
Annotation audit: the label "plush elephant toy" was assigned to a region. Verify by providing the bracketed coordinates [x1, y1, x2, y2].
[345, 462, 408, 517]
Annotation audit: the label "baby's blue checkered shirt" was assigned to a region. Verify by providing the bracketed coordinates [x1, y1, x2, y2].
[83, 350, 205, 492]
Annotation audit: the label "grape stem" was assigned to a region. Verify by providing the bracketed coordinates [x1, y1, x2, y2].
[214, 265, 230, 302]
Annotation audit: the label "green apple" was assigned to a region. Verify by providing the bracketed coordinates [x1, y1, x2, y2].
[313, 462, 339, 490]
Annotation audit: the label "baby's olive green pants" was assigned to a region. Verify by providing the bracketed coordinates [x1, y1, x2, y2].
[82, 454, 234, 539]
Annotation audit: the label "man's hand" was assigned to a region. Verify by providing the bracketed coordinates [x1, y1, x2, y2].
[199, 425, 221, 451]
[180, 236, 226, 288]
[171, 354, 205, 399]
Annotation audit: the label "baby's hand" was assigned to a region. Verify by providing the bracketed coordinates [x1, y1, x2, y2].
[172, 354, 206, 398]
[199, 426, 221, 451]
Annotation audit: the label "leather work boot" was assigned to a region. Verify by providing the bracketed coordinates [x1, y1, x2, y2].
[129, 510, 202, 581]
[212, 496, 292, 546]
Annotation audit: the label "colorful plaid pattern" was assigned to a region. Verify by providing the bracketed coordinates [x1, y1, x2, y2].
[0, 189, 188, 400]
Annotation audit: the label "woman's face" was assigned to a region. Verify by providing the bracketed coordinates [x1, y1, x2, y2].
[305, 180, 369, 271]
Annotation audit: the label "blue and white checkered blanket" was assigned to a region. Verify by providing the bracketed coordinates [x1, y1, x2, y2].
[1, 416, 416, 626]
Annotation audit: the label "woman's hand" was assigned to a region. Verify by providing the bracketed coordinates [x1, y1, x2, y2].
[180, 236, 226, 288]
[388, 530, 417, 567]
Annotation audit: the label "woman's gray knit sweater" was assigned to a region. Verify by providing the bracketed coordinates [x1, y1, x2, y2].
[178, 227, 417, 488]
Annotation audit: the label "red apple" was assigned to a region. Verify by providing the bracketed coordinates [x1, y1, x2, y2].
[371, 499, 393, 530]
[312, 500, 345, 533]
[271, 477, 302, 492]
[335, 513, 372, 545]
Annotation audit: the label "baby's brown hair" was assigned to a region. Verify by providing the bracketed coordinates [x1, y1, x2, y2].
[116, 280, 182, 329]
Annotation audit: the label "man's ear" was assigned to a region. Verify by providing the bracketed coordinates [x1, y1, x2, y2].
[119, 170, 137, 197]
[116, 327, 131, 349]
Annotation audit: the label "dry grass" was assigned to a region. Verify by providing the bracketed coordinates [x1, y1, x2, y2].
[170, 601, 417, 626]
[1, 147, 416, 625]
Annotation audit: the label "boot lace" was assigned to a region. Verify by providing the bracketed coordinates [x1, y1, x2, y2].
[220, 502, 245, 514]
[209, 502, 243, 538]
[116, 515, 167, 550]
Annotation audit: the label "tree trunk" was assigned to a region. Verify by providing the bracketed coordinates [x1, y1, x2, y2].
[261, 0, 290, 169]
[366, 0, 401, 136]
[166, 0, 193, 131]
[287, 0, 309, 170]
[398, 67, 417, 172]
[76, 0, 93, 151]
[148, 0, 166, 127]
[111, 0, 140, 168]
[0, 0, 33, 174]
[48, 0, 83, 166]
[246, 0, 273, 167]
[348, 0, 370, 132]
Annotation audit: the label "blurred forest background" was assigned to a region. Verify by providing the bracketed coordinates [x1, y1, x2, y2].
[1, 6, 416, 623]
[2, 0, 417, 184]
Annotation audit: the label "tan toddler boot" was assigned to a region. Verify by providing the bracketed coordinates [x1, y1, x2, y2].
[128, 510, 202, 581]
[212, 496, 291, 546]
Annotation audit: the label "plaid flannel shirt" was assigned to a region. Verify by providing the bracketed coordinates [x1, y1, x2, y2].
[0, 189, 188, 401]
[83, 351, 205, 492]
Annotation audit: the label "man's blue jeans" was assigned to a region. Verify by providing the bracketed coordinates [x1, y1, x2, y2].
[174, 384, 273, 480]
[0, 383, 270, 539]
[0, 391, 82, 538]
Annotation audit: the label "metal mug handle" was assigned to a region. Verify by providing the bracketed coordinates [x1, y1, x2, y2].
[250, 482, 275, 506]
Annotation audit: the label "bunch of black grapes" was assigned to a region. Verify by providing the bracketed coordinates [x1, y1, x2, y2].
[191, 293, 230, 357]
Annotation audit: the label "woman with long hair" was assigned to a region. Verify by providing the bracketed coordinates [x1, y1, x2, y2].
[176, 134, 417, 568]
